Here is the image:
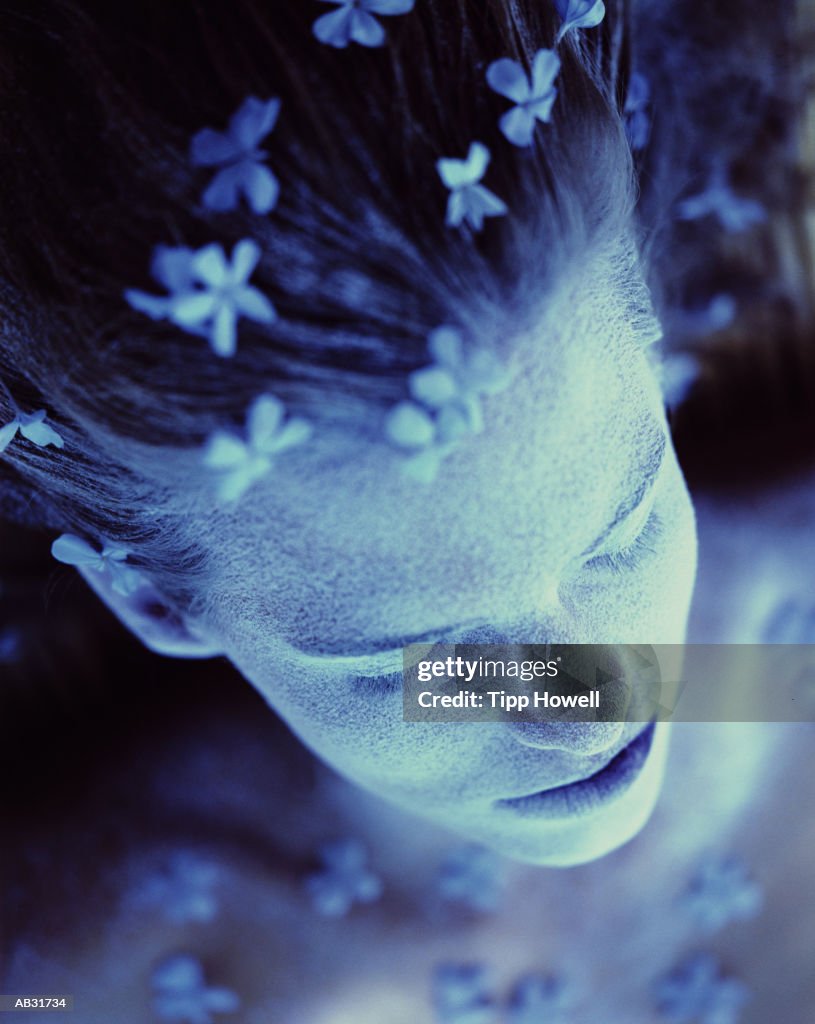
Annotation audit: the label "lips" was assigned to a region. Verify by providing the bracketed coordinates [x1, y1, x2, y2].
[495, 723, 657, 820]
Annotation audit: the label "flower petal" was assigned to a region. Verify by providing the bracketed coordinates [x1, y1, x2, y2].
[444, 188, 467, 227]
[428, 327, 463, 367]
[190, 127, 241, 168]
[385, 402, 435, 448]
[229, 96, 281, 150]
[243, 163, 280, 214]
[171, 292, 218, 328]
[191, 243, 228, 287]
[464, 142, 490, 182]
[409, 366, 458, 408]
[555, 0, 606, 42]
[486, 58, 531, 104]
[151, 246, 197, 292]
[0, 420, 19, 453]
[350, 10, 386, 47]
[203, 432, 250, 469]
[364, 0, 415, 14]
[125, 289, 172, 320]
[499, 106, 536, 147]
[313, 7, 356, 47]
[235, 286, 277, 325]
[211, 303, 238, 357]
[51, 533, 104, 570]
[461, 184, 507, 231]
[19, 419, 64, 448]
[271, 418, 313, 453]
[201, 165, 243, 212]
[231, 239, 261, 282]
[527, 90, 557, 124]
[402, 448, 446, 483]
[247, 395, 285, 449]
[531, 49, 561, 97]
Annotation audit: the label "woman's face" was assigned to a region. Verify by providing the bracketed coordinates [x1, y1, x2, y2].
[195, 278, 698, 865]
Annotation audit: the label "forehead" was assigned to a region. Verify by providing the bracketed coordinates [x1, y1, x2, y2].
[208, 281, 666, 647]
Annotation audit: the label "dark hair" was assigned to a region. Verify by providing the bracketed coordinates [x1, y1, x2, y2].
[0, 0, 639, 606]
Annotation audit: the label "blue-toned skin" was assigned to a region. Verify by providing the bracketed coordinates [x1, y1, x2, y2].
[81, 267, 698, 866]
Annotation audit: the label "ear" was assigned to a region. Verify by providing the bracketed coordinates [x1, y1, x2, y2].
[77, 565, 223, 659]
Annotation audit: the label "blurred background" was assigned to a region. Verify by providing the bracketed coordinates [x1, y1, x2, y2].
[2, 1, 815, 1021]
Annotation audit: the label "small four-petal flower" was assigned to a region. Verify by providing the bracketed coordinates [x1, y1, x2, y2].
[437, 143, 508, 232]
[0, 409, 64, 454]
[676, 167, 766, 233]
[151, 954, 239, 1024]
[304, 839, 383, 917]
[682, 855, 763, 934]
[203, 394, 312, 503]
[554, 0, 606, 44]
[313, 0, 415, 49]
[126, 239, 276, 358]
[385, 326, 511, 481]
[51, 534, 143, 597]
[190, 96, 282, 214]
[654, 953, 750, 1024]
[486, 50, 561, 147]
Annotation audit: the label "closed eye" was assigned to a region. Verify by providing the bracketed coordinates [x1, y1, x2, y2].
[583, 507, 662, 574]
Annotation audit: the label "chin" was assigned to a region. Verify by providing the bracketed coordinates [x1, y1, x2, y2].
[463, 723, 671, 867]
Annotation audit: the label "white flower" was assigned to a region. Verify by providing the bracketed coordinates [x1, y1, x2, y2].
[437, 143, 508, 231]
[0, 409, 64, 454]
[151, 955, 239, 1024]
[385, 326, 511, 482]
[51, 534, 143, 597]
[126, 240, 276, 358]
[486, 50, 561, 147]
[554, 0, 606, 44]
[190, 96, 281, 214]
[203, 394, 312, 503]
[313, 0, 415, 49]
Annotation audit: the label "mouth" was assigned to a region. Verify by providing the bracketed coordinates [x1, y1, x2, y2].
[494, 723, 657, 821]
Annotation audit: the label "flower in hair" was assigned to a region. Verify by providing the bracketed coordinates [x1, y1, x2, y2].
[0, 409, 64, 454]
[385, 326, 511, 482]
[624, 72, 652, 152]
[51, 534, 143, 597]
[313, 0, 415, 49]
[126, 240, 276, 358]
[676, 167, 766, 233]
[486, 50, 561, 147]
[554, 0, 606, 43]
[437, 143, 508, 232]
[190, 96, 281, 214]
[204, 394, 312, 503]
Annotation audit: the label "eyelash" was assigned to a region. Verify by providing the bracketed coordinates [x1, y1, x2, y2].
[583, 509, 662, 574]
[352, 670, 403, 696]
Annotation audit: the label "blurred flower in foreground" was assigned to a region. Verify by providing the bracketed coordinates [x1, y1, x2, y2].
[507, 974, 575, 1024]
[436, 844, 508, 914]
[432, 963, 498, 1024]
[676, 167, 766, 233]
[654, 953, 750, 1024]
[304, 838, 383, 917]
[682, 855, 763, 934]
[151, 954, 239, 1024]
